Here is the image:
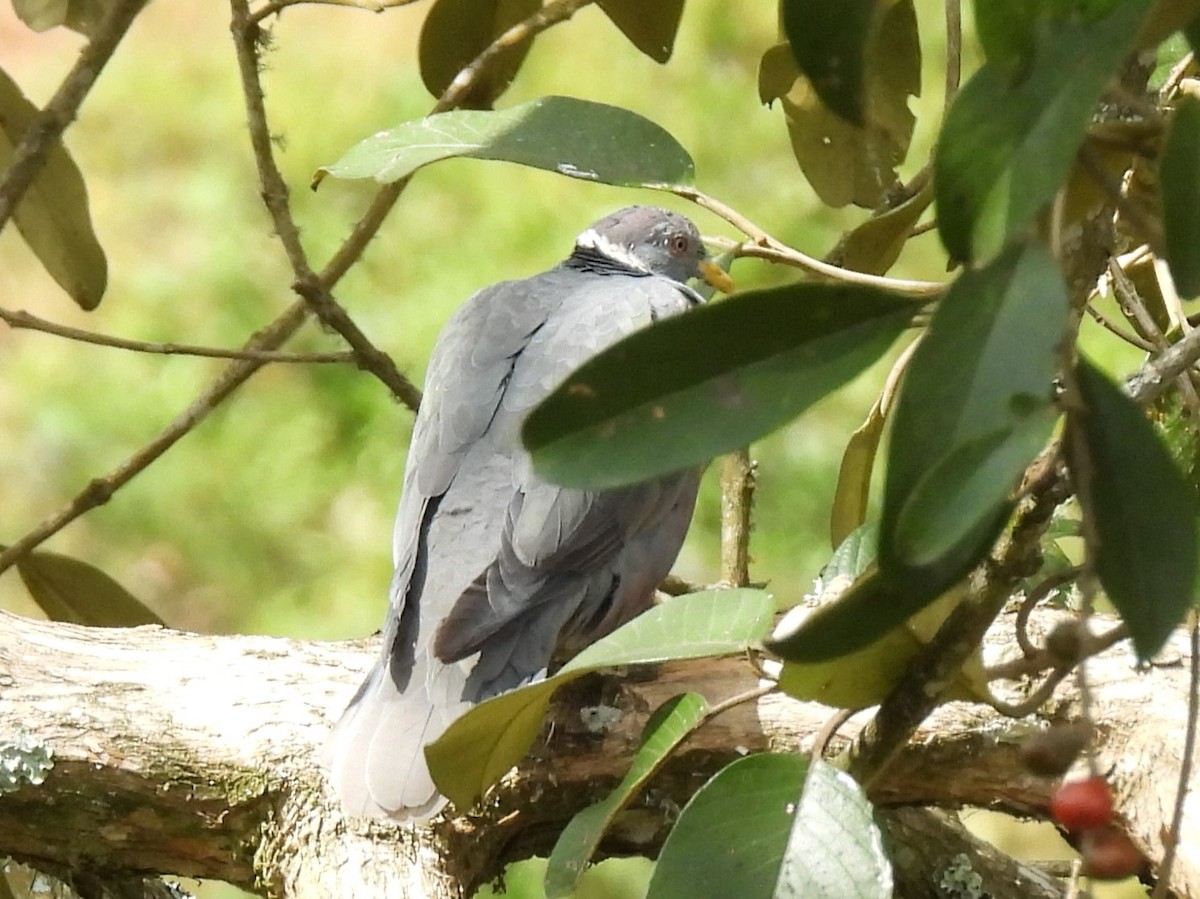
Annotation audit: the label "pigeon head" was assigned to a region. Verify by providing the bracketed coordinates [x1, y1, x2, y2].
[571, 205, 734, 292]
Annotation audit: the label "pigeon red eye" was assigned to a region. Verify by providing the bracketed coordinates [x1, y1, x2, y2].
[668, 234, 690, 256]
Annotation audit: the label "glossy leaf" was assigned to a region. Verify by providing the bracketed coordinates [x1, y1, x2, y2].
[1073, 357, 1198, 660]
[0, 66, 107, 309]
[646, 755, 891, 899]
[524, 282, 917, 489]
[545, 693, 708, 898]
[597, 0, 684, 63]
[1161, 96, 1200, 297]
[759, 1, 919, 208]
[417, 0, 541, 108]
[318, 96, 694, 188]
[881, 240, 1066, 578]
[12, 548, 164, 628]
[426, 589, 774, 810]
[936, 0, 1151, 263]
[780, 0, 875, 125]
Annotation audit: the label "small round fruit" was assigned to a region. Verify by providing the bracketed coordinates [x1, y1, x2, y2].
[1020, 722, 1091, 777]
[1081, 826, 1143, 880]
[1045, 620, 1086, 666]
[1050, 776, 1115, 831]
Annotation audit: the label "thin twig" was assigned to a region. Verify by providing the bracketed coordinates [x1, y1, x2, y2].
[1015, 567, 1083, 659]
[986, 622, 1128, 682]
[670, 187, 946, 297]
[1151, 612, 1199, 899]
[943, 0, 962, 114]
[230, 0, 422, 411]
[250, 0, 419, 25]
[718, 450, 755, 587]
[0, 306, 354, 363]
[0, 0, 148, 234]
[1084, 303, 1156, 352]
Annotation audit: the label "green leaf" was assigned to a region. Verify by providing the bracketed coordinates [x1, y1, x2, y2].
[1161, 95, 1200, 297]
[426, 589, 775, 810]
[880, 240, 1066, 578]
[759, 1, 919, 208]
[11, 548, 164, 628]
[1073, 357, 1198, 659]
[318, 96, 694, 188]
[935, 0, 1152, 263]
[545, 693, 708, 898]
[973, 0, 1040, 75]
[832, 178, 934, 276]
[645, 755, 891, 899]
[780, 0, 875, 125]
[0, 65, 107, 309]
[417, 0, 541, 108]
[597, 0, 684, 63]
[11, 0, 111, 35]
[523, 283, 917, 489]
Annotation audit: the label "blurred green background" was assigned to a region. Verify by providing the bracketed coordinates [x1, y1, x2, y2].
[0, 2, 1146, 897]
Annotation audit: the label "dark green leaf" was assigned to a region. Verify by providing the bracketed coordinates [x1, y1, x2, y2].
[1161, 96, 1200, 296]
[597, 0, 684, 63]
[780, 0, 875, 125]
[973, 0, 1040, 75]
[935, 0, 1152, 263]
[417, 0, 541, 107]
[13, 548, 164, 628]
[524, 283, 917, 489]
[426, 589, 774, 810]
[881, 240, 1066, 577]
[318, 96, 694, 188]
[1073, 357, 1198, 659]
[823, 521, 878, 583]
[646, 755, 891, 899]
[0, 65, 107, 309]
[545, 693, 708, 898]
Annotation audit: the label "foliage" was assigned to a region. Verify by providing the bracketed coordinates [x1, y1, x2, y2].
[3, 0, 1200, 897]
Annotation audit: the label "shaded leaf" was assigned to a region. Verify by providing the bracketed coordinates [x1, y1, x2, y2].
[417, 0, 541, 108]
[973, 0, 1040, 76]
[597, 0, 684, 63]
[523, 282, 916, 490]
[935, 0, 1152, 263]
[646, 755, 891, 899]
[1161, 95, 1200, 296]
[426, 589, 774, 810]
[11, 0, 110, 35]
[12, 548, 164, 628]
[1073, 357, 1198, 659]
[0, 65, 107, 309]
[759, 1, 919, 208]
[831, 177, 934, 276]
[881, 240, 1066, 578]
[545, 693, 708, 898]
[318, 96, 694, 188]
[780, 0, 875, 125]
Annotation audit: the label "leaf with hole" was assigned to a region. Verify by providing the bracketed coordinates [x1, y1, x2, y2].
[12, 548, 164, 628]
[645, 754, 891, 899]
[0, 65, 107, 309]
[545, 693, 707, 898]
[425, 589, 774, 810]
[936, 0, 1152, 263]
[318, 96, 694, 188]
[1072, 357, 1198, 660]
[523, 282, 917, 489]
[417, 0, 541, 108]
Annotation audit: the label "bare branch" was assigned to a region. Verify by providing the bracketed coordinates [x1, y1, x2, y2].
[718, 450, 755, 587]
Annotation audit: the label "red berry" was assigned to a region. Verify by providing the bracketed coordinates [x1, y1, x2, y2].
[1081, 826, 1143, 880]
[1050, 777, 1115, 832]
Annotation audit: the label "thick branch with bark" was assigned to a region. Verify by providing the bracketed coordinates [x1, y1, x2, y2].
[0, 607, 1194, 898]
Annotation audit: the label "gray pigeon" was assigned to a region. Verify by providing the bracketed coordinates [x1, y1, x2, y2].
[324, 206, 732, 820]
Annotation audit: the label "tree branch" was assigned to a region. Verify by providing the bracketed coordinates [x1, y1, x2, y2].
[0, 606, 1194, 897]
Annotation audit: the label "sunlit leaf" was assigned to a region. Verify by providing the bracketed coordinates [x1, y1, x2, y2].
[780, 0, 875, 125]
[1161, 95, 1200, 296]
[936, 0, 1151, 263]
[646, 755, 891, 899]
[881, 240, 1066, 578]
[1073, 357, 1198, 659]
[596, 0, 684, 63]
[523, 282, 916, 489]
[426, 589, 774, 810]
[318, 96, 694, 188]
[417, 0, 541, 108]
[12, 548, 164, 628]
[545, 693, 708, 898]
[0, 65, 107, 309]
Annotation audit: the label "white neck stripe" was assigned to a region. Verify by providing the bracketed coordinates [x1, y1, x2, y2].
[574, 228, 652, 274]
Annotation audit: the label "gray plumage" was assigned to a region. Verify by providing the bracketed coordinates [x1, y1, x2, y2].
[324, 206, 719, 820]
